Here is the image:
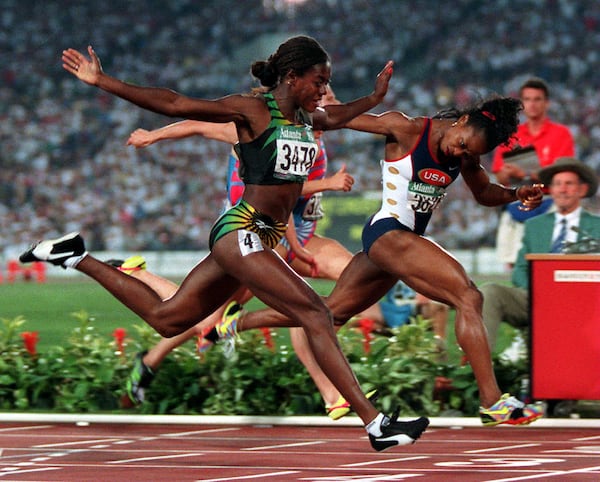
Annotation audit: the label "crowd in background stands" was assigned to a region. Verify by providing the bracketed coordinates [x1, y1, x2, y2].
[2, 0, 599, 257]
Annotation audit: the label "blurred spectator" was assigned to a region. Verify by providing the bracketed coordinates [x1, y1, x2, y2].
[492, 77, 576, 269]
[492, 77, 575, 186]
[2, 0, 599, 257]
[481, 157, 600, 351]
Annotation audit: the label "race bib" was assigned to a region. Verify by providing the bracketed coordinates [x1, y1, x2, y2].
[302, 192, 324, 220]
[407, 181, 447, 213]
[274, 126, 317, 181]
[238, 230, 264, 256]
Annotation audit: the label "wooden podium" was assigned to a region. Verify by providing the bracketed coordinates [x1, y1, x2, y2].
[527, 254, 600, 400]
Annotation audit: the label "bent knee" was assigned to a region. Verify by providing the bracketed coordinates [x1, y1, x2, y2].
[291, 295, 333, 328]
[333, 315, 349, 327]
[455, 281, 483, 311]
[302, 313, 337, 338]
[323, 295, 354, 327]
[155, 324, 181, 338]
[330, 304, 351, 327]
[147, 314, 192, 338]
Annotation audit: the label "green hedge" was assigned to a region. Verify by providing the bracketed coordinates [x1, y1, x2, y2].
[0, 312, 527, 417]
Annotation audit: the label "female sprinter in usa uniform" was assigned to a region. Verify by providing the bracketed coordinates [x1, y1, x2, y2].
[334, 98, 545, 426]
[222, 95, 546, 427]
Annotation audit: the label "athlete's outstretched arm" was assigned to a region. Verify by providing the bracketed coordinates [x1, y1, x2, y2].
[127, 120, 237, 147]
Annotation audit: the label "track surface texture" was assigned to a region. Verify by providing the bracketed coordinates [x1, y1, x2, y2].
[1, 419, 600, 481]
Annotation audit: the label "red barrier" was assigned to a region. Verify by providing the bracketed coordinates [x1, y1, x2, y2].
[528, 254, 600, 400]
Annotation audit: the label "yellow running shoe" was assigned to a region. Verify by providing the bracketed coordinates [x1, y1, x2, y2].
[326, 389, 379, 420]
[479, 393, 544, 426]
[215, 301, 244, 357]
[119, 255, 147, 275]
[216, 301, 243, 339]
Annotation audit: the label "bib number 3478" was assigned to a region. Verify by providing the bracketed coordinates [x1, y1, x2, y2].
[275, 138, 316, 179]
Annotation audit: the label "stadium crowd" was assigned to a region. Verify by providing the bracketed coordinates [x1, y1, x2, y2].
[2, 0, 599, 257]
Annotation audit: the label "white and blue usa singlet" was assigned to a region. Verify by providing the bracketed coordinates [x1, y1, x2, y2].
[369, 118, 461, 235]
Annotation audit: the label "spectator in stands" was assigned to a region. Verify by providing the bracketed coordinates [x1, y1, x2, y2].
[492, 77, 576, 269]
[492, 78, 575, 185]
[481, 157, 600, 351]
[3, 1, 599, 259]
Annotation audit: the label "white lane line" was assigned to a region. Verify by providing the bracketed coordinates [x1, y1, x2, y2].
[162, 427, 239, 437]
[196, 471, 299, 481]
[301, 475, 423, 481]
[573, 435, 600, 441]
[483, 466, 600, 481]
[49, 451, 81, 456]
[0, 467, 60, 477]
[0, 425, 52, 432]
[545, 446, 600, 454]
[342, 456, 430, 467]
[34, 438, 121, 448]
[466, 443, 540, 453]
[108, 452, 204, 464]
[242, 441, 324, 451]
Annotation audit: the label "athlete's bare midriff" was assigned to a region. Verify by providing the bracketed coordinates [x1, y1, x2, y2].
[243, 183, 303, 223]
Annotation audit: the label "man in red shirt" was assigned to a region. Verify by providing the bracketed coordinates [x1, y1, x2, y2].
[492, 77, 575, 268]
[492, 77, 575, 186]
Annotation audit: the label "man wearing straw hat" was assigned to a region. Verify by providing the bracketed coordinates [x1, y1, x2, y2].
[480, 156, 600, 351]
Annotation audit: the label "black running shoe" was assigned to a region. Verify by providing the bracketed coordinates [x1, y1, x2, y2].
[369, 410, 430, 452]
[19, 232, 85, 269]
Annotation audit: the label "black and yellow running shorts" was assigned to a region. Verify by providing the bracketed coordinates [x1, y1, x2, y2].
[209, 199, 287, 250]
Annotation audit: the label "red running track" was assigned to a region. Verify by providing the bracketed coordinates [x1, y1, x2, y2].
[1, 420, 600, 481]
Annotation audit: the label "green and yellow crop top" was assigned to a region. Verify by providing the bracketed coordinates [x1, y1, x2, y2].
[236, 92, 318, 185]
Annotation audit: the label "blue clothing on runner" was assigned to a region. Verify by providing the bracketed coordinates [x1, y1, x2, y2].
[363, 118, 462, 253]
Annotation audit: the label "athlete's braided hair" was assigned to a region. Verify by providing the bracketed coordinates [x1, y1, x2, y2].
[251, 36, 330, 89]
[434, 95, 523, 151]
